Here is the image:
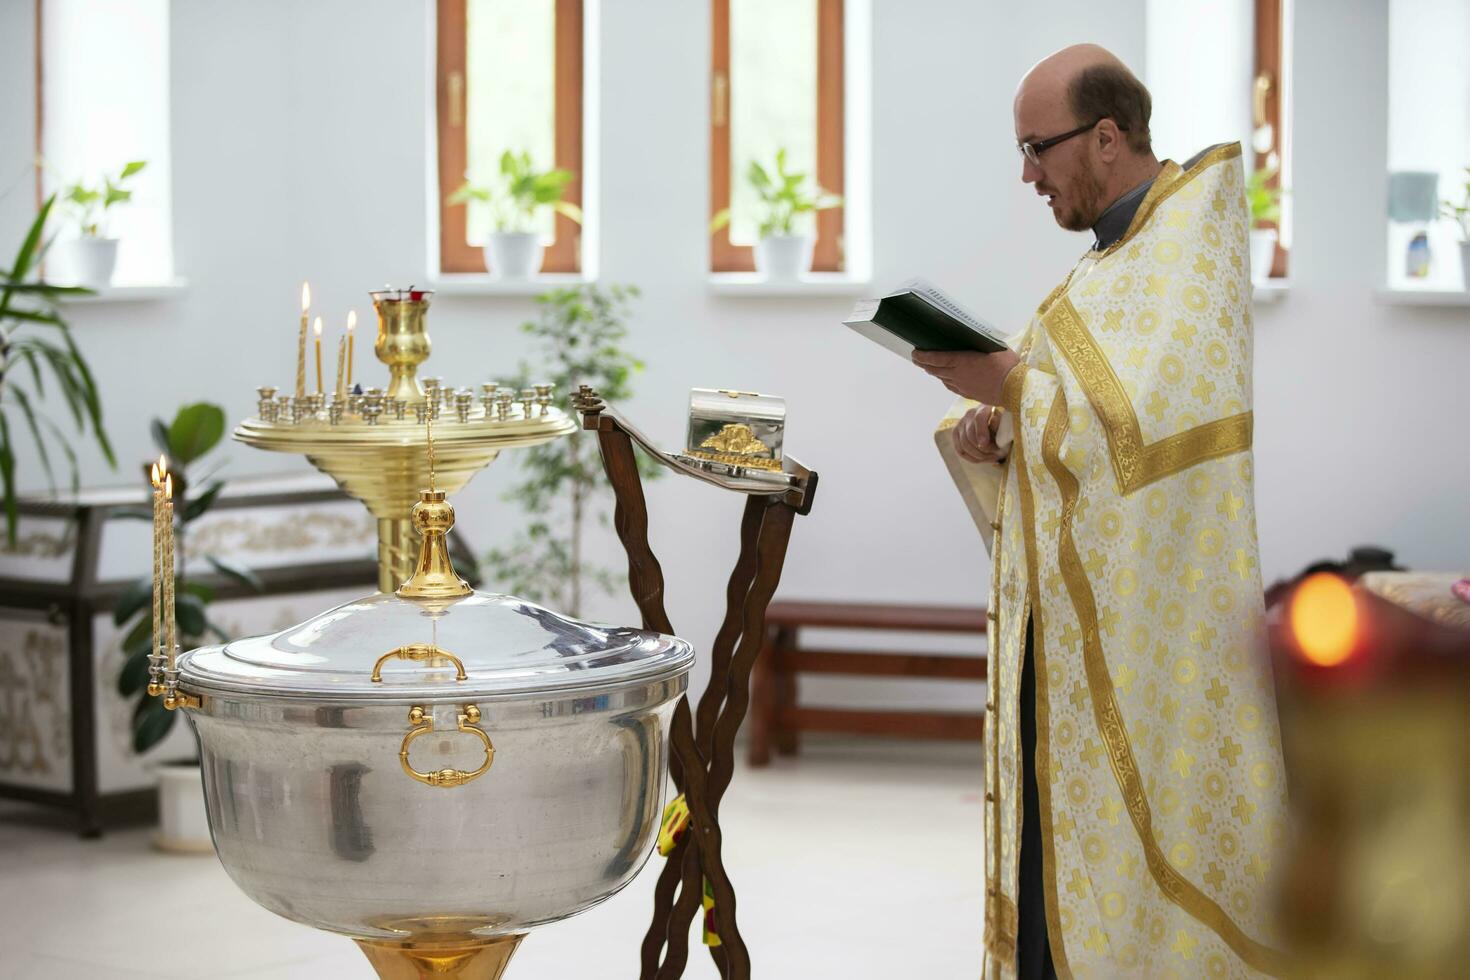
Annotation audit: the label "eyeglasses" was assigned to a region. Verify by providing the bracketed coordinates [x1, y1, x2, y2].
[1017, 119, 1105, 168]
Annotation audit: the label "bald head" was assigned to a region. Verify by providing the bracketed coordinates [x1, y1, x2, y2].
[1013, 44, 1158, 232]
[1017, 45, 1152, 155]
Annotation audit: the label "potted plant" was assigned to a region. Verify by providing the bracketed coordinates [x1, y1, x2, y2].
[1441, 167, 1470, 290]
[710, 147, 841, 280]
[478, 283, 659, 616]
[1245, 165, 1283, 284]
[52, 160, 147, 288]
[113, 401, 260, 852]
[448, 150, 582, 280]
[0, 194, 114, 544]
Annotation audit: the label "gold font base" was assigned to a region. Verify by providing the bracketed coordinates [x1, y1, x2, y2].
[355, 933, 525, 980]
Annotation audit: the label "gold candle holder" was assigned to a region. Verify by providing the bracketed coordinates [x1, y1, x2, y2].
[237, 286, 576, 592]
[372, 288, 432, 402]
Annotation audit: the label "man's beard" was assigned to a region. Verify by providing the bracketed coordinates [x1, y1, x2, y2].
[1055, 166, 1107, 232]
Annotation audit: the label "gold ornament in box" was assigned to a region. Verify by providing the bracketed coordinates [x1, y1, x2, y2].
[681, 388, 786, 478]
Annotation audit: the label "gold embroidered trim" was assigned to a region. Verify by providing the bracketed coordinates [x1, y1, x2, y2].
[984, 892, 1020, 964]
[1015, 396, 1075, 979]
[1038, 391, 1285, 976]
[1002, 362, 1030, 417]
[1098, 143, 1243, 262]
[1044, 297, 1252, 495]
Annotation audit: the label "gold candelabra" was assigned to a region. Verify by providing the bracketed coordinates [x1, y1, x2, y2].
[235, 287, 574, 592]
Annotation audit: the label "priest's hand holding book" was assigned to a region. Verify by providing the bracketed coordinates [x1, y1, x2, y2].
[841, 277, 1019, 465]
[910, 348, 1021, 407]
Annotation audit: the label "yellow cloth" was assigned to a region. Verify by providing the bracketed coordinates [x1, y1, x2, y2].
[942, 144, 1288, 979]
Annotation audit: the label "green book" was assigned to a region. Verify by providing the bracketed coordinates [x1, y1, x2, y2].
[843, 278, 1010, 360]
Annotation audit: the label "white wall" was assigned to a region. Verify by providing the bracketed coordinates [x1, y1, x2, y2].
[2, 0, 1466, 716]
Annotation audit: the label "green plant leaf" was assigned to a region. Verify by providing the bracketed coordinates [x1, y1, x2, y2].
[131, 694, 176, 753]
[167, 402, 226, 464]
[183, 480, 225, 522]
[5, 386, 56, 494]
[118, 649, 151, 697]
[113, 576, 153, 626]
[120, 160, 147, 179]
[182, 581, 216, 604]
[206, 554, 262, 591]
[121, 612, 152, 658]
[0, 413, 16, 545]
[175, 593, 207, 637]
[149, 417, 172, 457]
[708, 208, 731, 234]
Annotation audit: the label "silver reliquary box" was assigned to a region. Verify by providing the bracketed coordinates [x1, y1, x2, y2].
[681, 388, 786, 479]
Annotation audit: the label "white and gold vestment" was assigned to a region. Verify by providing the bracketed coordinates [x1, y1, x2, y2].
[940, 144, 1288, 979]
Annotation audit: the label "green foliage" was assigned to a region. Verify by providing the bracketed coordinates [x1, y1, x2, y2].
[479, 284, 658, 616]
[709, 147, 842, 239]
[61, 160, 147, 237]
[0, 195, 114, 545]
[1441, 167, 1470, 242]
[447, 150, 582, 234]
[1245, 166, 1283, 227]
[115, 401, 257, 753]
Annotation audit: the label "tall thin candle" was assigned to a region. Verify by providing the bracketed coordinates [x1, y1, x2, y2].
[163, 474, 176, 663]
[151, 458, 162, 663]
[297, 282, 311, 398]
[314, 317, 324, 395]
[346, 309, 357, 388]
[334, 334, 346, 400]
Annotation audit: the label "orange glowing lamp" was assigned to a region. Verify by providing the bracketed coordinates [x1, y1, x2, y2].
[1289, 573, 1359, 667]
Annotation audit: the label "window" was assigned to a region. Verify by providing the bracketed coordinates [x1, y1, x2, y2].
[1144, 0, 1290, 280]
[436, 0, 585, 276]
[1386, 0, 1469, 291]
[40, 0, 173, 286]
[710, 0, 846, 273]
[1252, 0, 1289, 278]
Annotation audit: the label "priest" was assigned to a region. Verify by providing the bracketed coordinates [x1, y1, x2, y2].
[914, 45, 1288, 978]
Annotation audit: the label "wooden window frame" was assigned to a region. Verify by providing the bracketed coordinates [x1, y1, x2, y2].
[710, 0, 845, 273]
[1253, 0, 1288, 278]
[436, 0, 583, 275]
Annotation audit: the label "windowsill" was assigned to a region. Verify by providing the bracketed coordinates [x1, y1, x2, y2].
[1374, 286, 1470, 307]
[708, 272, 873, 296]
[1252, 279, 1290, 303]
[430, 273, 594, 296]
[58, 280, 188, 303]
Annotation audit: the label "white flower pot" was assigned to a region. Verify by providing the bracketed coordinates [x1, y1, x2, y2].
[1459, 241, 1470, 291]
[154, 761, 213, 854]
[484, 232, 542, 280]
[754, 234, 815, 281]
[1248, 228, 1277, 285]
[52, 237, 119, 288]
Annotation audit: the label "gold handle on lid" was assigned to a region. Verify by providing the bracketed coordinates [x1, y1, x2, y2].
[371, 643, 468, 683]
[400, 704, 494, 788]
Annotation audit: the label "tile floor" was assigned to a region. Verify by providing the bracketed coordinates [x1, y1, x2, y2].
[0, 737, 983, 979]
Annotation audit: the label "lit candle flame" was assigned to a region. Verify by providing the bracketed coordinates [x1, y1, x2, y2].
[154, 454, 168, 487]
[1289, 573, 1357, 667]
[346, 309, 356, 333]
[164, 474, 173, 500]
[301, 281, 311, 312]
[313, 316, 322, 337]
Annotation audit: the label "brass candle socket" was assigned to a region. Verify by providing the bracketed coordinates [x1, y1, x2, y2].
[372, 289, 433, 402]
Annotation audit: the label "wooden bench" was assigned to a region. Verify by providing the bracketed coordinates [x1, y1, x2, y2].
[747, 600, 988, 766]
